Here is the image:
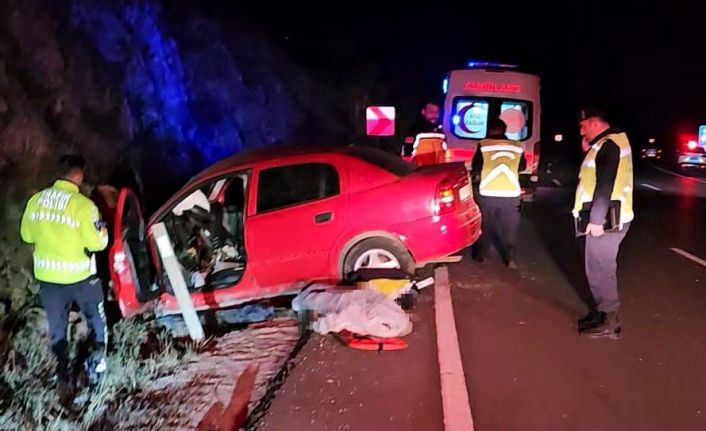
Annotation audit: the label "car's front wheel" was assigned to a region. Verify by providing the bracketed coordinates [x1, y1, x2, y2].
[342, 237, 414, 280]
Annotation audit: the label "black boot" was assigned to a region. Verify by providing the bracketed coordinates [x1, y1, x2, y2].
[581, 311, 621, 339]
[578, 311, 605, 332]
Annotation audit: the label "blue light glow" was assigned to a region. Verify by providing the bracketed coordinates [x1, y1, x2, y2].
[69, 0, 301, 173]
[442, 78, 449, 94]
[467, 60, 518, 69]
[452, 115, 461, 125]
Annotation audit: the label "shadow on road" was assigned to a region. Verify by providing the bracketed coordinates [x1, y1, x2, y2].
[526, 188, 596, 314]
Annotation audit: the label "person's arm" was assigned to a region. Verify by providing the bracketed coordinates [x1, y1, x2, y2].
[79, 200, 109, 252]
[471, 146, 483, 173]
[519, 151, 527, 172]
[20, 195, 36, 244]
[590, 140, 620, 225]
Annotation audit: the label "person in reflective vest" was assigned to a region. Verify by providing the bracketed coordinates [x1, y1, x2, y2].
[412, 132, 448, 166]
[402, 101, 442, 160]
[20, 155, 110, 381]
[574, 107, 633, 339]
[471, 118, 526, 269]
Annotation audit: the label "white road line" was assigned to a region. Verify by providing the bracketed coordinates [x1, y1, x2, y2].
[640, 182, 662, 191]
[670, 248, 706, 267]
[654, 166, 706, 184]
[434, 266, 475, 431]
[552, 179, 563, 187]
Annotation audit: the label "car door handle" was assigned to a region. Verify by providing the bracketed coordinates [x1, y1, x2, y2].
[314, 212, 333, 224]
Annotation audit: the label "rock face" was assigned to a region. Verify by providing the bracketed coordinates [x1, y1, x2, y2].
[0, 0, 339, 309]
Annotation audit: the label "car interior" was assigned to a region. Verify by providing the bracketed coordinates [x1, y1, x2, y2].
[159, 175, 248, 293]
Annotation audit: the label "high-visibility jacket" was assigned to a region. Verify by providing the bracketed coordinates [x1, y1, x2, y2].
[478, 139, 524, 197]
[20, 179, 109, 284]
[413, 133, 448, 166]
[573, 132, 634, 224]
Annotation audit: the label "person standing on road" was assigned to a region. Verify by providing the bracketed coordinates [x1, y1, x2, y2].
[574, 108, 634, 338]
[471, 118, 526, 269]
[20, 155, 110, 381]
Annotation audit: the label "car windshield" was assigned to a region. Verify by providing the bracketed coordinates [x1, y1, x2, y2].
[342, 146, 416, 177]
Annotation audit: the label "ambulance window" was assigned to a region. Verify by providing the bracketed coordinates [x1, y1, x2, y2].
[500, 101, 530, 141]
[452, 99, 489, 139]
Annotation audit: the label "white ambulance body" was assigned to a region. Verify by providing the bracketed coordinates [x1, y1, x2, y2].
[443, 64, 541, 191]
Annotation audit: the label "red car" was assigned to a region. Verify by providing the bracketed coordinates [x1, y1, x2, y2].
[109, 146, 481, 318]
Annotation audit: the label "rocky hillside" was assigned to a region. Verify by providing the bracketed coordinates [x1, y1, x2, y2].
[0, 0, 344, 312]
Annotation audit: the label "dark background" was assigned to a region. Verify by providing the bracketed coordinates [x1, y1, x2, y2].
[201, 1, 706, 158]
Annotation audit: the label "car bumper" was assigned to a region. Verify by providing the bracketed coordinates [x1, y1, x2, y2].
[393, 207, 482, 266]
[678, 154, 706, 167]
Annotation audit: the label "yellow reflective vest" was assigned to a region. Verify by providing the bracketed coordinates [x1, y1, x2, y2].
[573, 132, 634, 225]
[20, 180, 109, 284]
[478, 139, 524, 197]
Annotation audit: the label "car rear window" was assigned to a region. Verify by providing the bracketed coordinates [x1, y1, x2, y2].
[343, 146, 415, 177]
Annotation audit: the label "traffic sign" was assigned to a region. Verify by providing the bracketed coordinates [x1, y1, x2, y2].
[366, 106, 395, 136]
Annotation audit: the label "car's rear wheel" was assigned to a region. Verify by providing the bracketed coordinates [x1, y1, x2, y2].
[343, 237, 414, 280]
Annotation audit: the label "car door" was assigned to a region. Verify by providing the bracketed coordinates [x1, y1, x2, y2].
[109, 188, 156, 317]
[245, 161, 348, 287]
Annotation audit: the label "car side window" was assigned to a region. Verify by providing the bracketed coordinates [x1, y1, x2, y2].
[257, 163, 340, 213]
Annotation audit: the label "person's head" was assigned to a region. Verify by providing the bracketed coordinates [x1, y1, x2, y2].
[578, 107, 610, 144]
[487, 118, 508, 139]
[421, 102, 440, 125]
[58, 155, 86, 186]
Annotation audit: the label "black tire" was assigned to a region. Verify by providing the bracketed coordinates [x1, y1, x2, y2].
[342, 237, 414, 281]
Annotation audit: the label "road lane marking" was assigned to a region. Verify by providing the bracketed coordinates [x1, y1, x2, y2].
[654, 166, 706, 184]
[434, 266, 475, 431]
[640, 182, 662, 191]
[552, 179, 563, 186]
[670, 248, 706, 267]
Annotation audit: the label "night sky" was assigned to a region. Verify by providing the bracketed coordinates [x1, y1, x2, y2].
[202, 1, 706, 150]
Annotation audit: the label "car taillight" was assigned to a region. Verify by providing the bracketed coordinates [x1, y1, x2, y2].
[435, 181, 456, 215]
[687, 140, 698, 150]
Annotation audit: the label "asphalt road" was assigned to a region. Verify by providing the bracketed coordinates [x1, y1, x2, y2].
[262, 164, 706, 431]
[451, 164, 706, 431]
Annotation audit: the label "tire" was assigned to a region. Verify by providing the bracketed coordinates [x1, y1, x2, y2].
[342, 237, 414, 280]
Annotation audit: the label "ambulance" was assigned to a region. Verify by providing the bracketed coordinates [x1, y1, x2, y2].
[442, 62, 541, 195]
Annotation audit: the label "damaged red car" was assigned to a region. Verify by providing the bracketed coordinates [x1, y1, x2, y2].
[108, 146, 481, 319]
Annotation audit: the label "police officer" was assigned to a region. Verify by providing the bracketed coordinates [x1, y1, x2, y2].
[20, 155, 109, 379]
[471, 118, 526, 269]
[574, 108, 633, 339]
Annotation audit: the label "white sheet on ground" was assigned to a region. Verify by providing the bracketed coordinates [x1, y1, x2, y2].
[292, 285, 412, 338]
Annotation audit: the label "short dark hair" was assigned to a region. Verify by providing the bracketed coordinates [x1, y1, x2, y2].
[58, 155, 86, 178]
[488, 118, 507, 134]
[578, 106, 607, 122]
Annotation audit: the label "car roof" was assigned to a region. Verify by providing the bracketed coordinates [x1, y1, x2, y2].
[190, 144, 400, 182]
[192, 145, 337, 179]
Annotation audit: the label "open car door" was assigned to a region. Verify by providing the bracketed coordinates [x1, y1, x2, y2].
[109, 188, 155, 317]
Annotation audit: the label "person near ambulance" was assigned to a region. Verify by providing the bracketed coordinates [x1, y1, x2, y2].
[471, 118, 526, 269]
[402, 101, 446, 163]
[574, 108, 633, 339]
[20, 155, 110, 381]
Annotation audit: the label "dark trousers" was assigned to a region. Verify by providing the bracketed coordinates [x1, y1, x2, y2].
[39, 277, 106, 362]
[585, 224, 630, 313]
[475, 196, 521, 261]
